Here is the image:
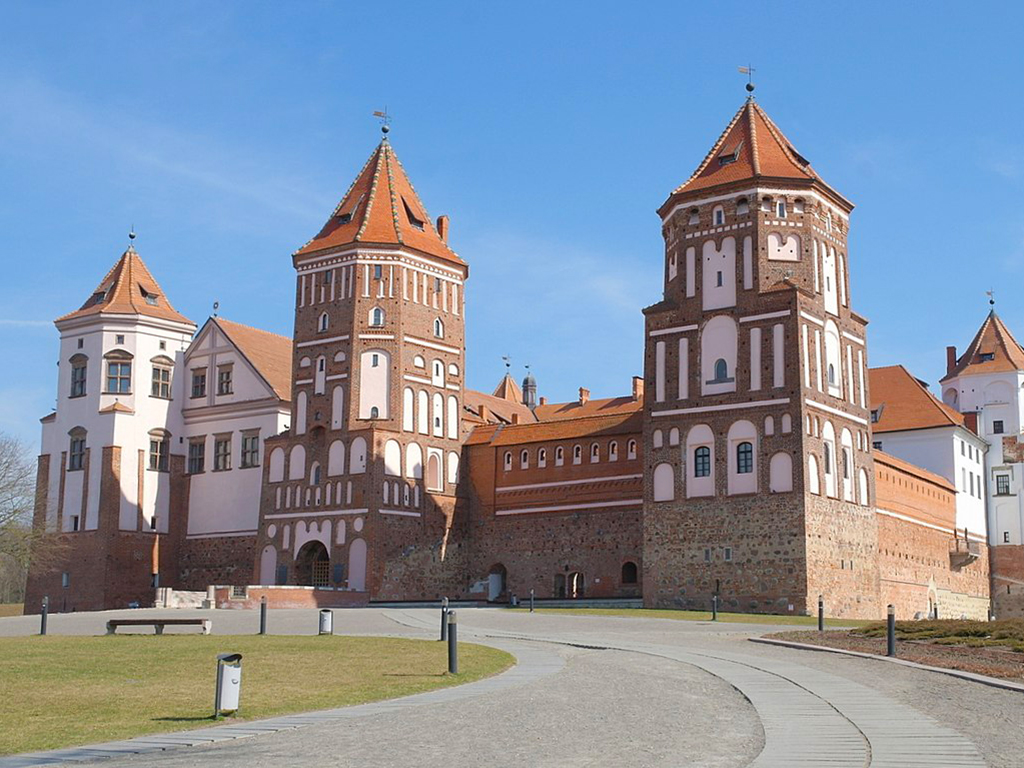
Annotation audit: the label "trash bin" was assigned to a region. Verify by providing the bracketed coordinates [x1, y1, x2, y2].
[510, 594, 518, 607]
[319, 609, 333, 635]
[214, 653, 243, 717]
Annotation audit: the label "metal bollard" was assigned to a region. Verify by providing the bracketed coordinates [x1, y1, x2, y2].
[259, 596, 267, 636]
[886, 604, 896, 657]
[40, 595, 48, 636]
[712, 594, 718, 621]
[818, 595, 824, 632]
[529, 588, 535, 613]
[439, 597, 449, 642]
[447, 610, 458, 674]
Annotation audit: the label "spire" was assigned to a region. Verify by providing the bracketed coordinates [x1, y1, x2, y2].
[57, 247, 192, 326]
[941, 310, 1024, 381]
[521, 366, 537, 409]
[294, 139, 464, 266]
[492, 373, 523, 404]
[660, 100, 850, 213]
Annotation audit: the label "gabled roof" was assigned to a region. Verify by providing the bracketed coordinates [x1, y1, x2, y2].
[492, 373, 523, 404]
[869, 365, 964, 433]
[660, 99, 847, 212]
[941, 310, 1024, 381]
[463, 388, 537, 427]
[533, 394, 643, 422]
[213, 318, 293, 402]
[294, 138, 464, 267]
[57, 247, 193, 326]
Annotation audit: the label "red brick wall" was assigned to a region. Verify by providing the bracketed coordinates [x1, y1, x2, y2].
[992, 545, 1024, 619]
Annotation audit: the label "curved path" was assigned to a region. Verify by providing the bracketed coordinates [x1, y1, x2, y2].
[0, 606, 1003, 767]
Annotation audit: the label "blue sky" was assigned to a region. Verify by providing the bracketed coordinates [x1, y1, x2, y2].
[2, 2, 1023, 446]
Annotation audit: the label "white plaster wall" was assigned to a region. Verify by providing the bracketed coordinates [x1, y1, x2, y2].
[700, 316, 738, 396]
[358, 349, 390, 419]
[701, 237, 736, 311]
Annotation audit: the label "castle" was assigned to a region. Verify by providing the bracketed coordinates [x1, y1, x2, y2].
[26, 97, 1017, 620]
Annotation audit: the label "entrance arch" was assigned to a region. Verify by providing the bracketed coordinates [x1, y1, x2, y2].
[295, 541, 330, 587]
[487, 563, 507, 602]
[567, 571, 585, 599]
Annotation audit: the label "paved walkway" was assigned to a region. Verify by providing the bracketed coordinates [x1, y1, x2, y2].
[0, 606, 1009, 767]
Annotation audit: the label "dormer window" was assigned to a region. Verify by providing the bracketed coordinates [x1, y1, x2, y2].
[979, 352, 995, 362]
[717, 139, 742, 166]
[403, 199, 425, 231]
[336, 212, 352, 224]
[139, 285, 159, 306]
[91, 290, 107, 305]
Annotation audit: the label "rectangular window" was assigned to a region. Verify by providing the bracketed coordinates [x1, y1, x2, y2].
[777, 201, 787, 218]
[704, 548, 711, 562]
[997, 474, 1010, 495]
[70, 364, 87, 397]
[191, 369, 207, 398]
[241, 433, 260, 468]
[214, 436, 232, 471]
[872, 441, 882, 450]
[373, 265, 382, 280]
[969, 473, 974, 496]
[434, 277, 442, 293]
[61, 572, 70, 587]
[68, 437, 86, 471]
[994, 420, 1004, 434]
[105, 361, 131, 393]
[187, 440, 205, 474]
[694, 447, 711, 477]
[149, 437, 168, 472]
[1005, 531, 1011, 543]
[69, 516, 79, 532]
[151, 366, 171, 398]
[217, 366, 233, 395]
[724, 547, 733, 562]
[115, 334, 125, 344]
[961, 441, 965, 456]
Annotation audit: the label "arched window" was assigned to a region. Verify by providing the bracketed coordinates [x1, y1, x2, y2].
[828, 363, 836, 386]
[555, 446, 564, 466]
[769, 452, 793, 493]
[736, 197, 749, 216]
[269, 447, 286, 482]
[590, 443, 600, 462]
[694, 446, 711, 477]
[627, 440, 637, 460]
[433, 318, 444, 338]
[310, 462, 321, 486]
[413, 355, 425, 368]
[714, 358, 728, 381]
[370, 307, 385, 327]
[538, 448, 547, 468]
[503, 452, 512, 471]
[808, 454, 821, 495]
[653, 429, 663, 448]
[520, 449, 529, 469]
[609, 441, 618, 461]
[448, 363, 460, 377]
[327, 441, 345, 476]
[370, 406, 379, 419]
[318, 312, 329, 332]
[737, 442, 753, 474]
[668, 428, 679, 446]
[621, 561, 639, 584]
[349, 436, 367, 474]
[573, 445, 582, 464]
[405, 443, 423, 479]
[384, 440, 401, 477]
[432, 360, 444, 387]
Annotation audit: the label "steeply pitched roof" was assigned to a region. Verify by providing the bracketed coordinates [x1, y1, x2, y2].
[869, 365, 964, 433]
[463, 388, 537, 427]
[533, 394, 643, 422]
[661, 99, 846, 209]
[214, 318, 293, 402]
[941, 310, 1024, 381]
[492, 373, 524, 404]
[57, 247, 193, 326]
[294, 138, 464, 266]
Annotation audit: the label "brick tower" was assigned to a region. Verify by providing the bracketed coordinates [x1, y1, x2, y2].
[253, 130, 469, 600]
[642, 95, 880, 618]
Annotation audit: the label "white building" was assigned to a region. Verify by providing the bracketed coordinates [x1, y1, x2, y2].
[869, 364, 988, 536]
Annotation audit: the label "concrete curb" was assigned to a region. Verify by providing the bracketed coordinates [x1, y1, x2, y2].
[750, 637, 1024, 694]
[0, 637, 564, 768]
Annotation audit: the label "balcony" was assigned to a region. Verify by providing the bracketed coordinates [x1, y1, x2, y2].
[949, 536, 982, 569]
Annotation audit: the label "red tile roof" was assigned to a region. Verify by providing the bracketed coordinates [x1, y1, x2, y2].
[533, 394, 642, 422]
[214, 318, 293, 402]
[294, 139, 464, 267]
[660, 99, 848, 211]
[874, 449, 955, 493]
[463, 388, 537, 427]
[492, 373, 524, 404]
[470, 410, 642, 448]
[869, 365, 964, 433]
[941, 310, 1024, 381]
[57, 248, 193, 326]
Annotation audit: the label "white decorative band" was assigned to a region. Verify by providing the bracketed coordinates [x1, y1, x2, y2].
[740, 310, 791, 324]
[380, 509, 422, 518]
[265, 508, 368, 520]
[804, 398, 868, 425]
[297, 334, 350, 348]
[403, 335, 461, 355]
[497, 473, 643, 493]
[652, 398, 789, 417]
[649, 324, 698, 338]
[799, 311, 824, 327]
[496, 499, 643, 516]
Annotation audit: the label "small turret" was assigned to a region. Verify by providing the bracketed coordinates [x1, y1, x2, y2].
[522, 367, 537, 409]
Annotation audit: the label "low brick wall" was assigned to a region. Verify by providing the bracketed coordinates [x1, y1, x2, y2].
[213, 585, 369, 610]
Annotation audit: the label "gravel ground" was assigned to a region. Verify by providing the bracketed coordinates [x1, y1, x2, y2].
[92, 646, 763, 768]
[771, 630, 1024, 681]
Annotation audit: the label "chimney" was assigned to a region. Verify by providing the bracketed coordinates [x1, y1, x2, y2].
[511, 413, 520, 425]
[946, 346, 957, 376]
[479, 405, 490, 423]
[579, 387, 590, 405]
[436, 215, 449, 243]
[539, 396, 547, 406]
[632, 376, 645, 402]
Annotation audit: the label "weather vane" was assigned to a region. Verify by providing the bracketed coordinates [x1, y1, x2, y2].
[987, 289, 995, 307]
[213, 300, 219, 318]
[373, 107, 392, 136]
[502, 354, 511, 372]
[738, 64, 756, 95]
[128, 226, 136, 248]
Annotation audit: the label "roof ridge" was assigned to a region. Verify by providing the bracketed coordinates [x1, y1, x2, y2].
[214, 316, 291, 342]
[671, 101, 748, 195]
[388, 144, 445, 242]
[752, 102, 814, 178]
[748, 102, 761, 176]
[356, 143, 385, 242]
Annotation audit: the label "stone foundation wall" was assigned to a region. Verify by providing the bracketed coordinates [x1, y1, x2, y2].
[992, 545, 1024, 619]
[213, 585, 368, 610]
[177, 534, 259, 590]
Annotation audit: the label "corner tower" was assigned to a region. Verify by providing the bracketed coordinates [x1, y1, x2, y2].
[642, 96, 880, 618]
[254, 132, 469, 600]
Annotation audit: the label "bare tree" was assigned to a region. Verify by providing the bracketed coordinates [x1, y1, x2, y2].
[0, 431, 48, 602]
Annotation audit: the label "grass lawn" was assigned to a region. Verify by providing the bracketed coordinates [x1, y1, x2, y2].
[0, 603, 23, 617]
[0, 635, 513, 756]
[855, 618, 1024, 651]
[509, 606, 875, 628]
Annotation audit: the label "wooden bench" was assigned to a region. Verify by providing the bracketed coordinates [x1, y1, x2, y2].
[106, 618, 211, 635]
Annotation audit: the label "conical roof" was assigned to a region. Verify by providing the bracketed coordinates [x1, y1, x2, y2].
[942, 310, 1024, 381]
[57, 247, 192, 326]
[660, 99, 849, 213]
[492, 373, 523, 404]
[295, 138, 464, 266]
